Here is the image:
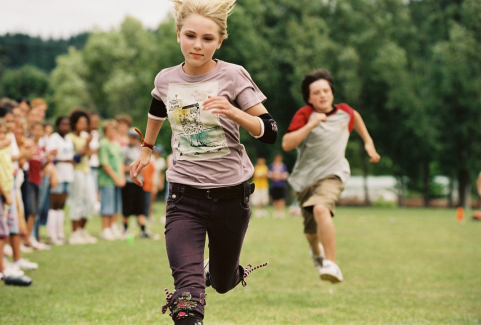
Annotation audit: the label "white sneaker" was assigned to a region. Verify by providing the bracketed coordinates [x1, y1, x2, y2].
[80, 229, 98, 244]
[319, 259, 343, 283]
[20, 244, 34, 253]
[3, 244, 13, 257]
[14, 258, 38, 271]
[101, 228, 115, 241]
[3, 265, 25, 277]
[69, 230, 87, 245]
[110, 225, 122, 240]
[30, 238, 51, 250]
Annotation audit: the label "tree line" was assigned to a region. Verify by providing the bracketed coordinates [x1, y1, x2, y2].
[1, 0, 480, 208]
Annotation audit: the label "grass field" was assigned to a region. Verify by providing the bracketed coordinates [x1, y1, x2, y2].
[3, 205, 481, 325]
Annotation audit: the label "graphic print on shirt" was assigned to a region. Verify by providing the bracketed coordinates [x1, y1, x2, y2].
[167, 82, 230, 161]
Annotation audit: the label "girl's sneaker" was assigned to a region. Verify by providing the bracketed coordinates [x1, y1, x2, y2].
[80, 229, 98, 244]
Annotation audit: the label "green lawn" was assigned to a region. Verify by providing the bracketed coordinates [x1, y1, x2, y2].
[3, 206, 480, 325]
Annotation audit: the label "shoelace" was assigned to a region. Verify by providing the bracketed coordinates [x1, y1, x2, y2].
[161, 288, 173, 317]
[241, 262, 268, 287]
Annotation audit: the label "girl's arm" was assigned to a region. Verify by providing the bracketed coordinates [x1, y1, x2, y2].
[202, 97, 267, 136]
[353, 110, 381, 163]
[130, 118, 164, 186]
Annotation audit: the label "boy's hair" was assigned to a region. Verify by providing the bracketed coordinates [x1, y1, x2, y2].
[170, 0, 236, 39]
[301, 69, 335, 106]
[102, 119, 118, 133]
[0, 98, 19, 109]
[69, 109, 90, 131]
[115, 114, 132, 127]
[31, 98, 47, 108]
[0, 106, 13, 118]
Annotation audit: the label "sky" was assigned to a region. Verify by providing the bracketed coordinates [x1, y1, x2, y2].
[1, 0, 174, 39]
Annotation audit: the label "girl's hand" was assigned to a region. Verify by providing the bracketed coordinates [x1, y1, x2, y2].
[203, 96, 238, 121]
[4, 193, 12, 206]
[0, 137, 11, 150]
[130, 148, 152, 186]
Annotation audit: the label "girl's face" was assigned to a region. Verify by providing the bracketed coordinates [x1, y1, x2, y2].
[75, 116, 88, 132]
[0, 125, 7, 141]
[308, 79, 334, 113]
[58, 118, 70, 136]
[177, 14, 224, 75]
[3, 113, 15, 133]
[117, 122, 129, 135]
[31, 124, 45, 139]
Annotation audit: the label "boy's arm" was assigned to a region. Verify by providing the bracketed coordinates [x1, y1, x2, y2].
[101, 164, 125, 187]
[282, 113, 327, 151]
[353, 110, 380, 163]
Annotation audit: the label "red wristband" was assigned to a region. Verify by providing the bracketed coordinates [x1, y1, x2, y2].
[134, 128, 155, 150]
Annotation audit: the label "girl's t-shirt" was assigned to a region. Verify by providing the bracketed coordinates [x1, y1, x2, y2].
[28, 138, 46, 185]
[47, 132, 75, 183]
[151, 60, 267, 189]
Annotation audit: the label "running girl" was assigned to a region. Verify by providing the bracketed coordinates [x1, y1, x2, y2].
[130, 1, 277, 324]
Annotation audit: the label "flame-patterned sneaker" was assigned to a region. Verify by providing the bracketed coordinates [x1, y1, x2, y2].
[319, 259, 343, 283]
[204, 259, 211, 287]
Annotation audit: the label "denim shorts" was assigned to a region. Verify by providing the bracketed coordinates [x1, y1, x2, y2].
[100, 186, 122, 216]
[50, 182, 71, 195]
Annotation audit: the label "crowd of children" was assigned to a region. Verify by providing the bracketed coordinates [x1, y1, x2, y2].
[0, 98, 167, 285]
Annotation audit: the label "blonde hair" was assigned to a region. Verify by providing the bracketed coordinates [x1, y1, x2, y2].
[31, 98, 47, 109]
[170, 0, 236, 39]
[102, 119, 118, 133]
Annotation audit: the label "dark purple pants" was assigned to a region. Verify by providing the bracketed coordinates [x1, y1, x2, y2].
[164, 182, 252, 324]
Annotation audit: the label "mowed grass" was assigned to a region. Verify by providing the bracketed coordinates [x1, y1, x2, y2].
[2, 206, 480, 325]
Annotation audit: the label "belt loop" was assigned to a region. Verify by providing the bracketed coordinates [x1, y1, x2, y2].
[180, 185, 185, 194]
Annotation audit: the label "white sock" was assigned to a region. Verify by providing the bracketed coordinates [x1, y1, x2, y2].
[47, 209, 58, 241]
[57, 210, 65, 239]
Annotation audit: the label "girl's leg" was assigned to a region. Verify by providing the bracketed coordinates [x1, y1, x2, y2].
[164, 184, 208, 324]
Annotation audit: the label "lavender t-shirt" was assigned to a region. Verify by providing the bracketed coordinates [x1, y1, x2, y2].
[151, 60, 266, 189]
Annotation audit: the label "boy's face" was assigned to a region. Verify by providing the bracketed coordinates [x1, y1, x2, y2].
[257, 158, 266, 165]
[118, 122, 129, 135]
[104, 125, 116, 138]
[177, 14, 224, 73]
[308, 79, 334, 112]
[90, 114, 100, 130]
[31, 124, 45, 138]
[129, 136, 140, 146]
[58, 118, 70, 135]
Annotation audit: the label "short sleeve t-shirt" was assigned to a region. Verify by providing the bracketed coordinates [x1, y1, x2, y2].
[47, 132, 75, 183]
[286, 104, 355, 192]
[68, 132, 90, 174]
[151, 60, 266, 189]
[0, 146, 14, 193]
[268, 163, 288, 188]
[253, 165, 269, 190]
[28, 138, 46, 185]
[98, 138, 123, 187]
[123, 144, 142, 183]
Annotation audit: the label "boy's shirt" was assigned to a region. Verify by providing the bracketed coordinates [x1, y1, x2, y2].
[98, 138, 123, 187]
[286, 104, 354, 192]
[123, 144, 142, 183]
[27, 138, 46, 185]
[253, 164, 269, 190]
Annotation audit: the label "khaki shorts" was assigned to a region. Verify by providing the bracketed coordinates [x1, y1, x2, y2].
[295, 175, 344, 234]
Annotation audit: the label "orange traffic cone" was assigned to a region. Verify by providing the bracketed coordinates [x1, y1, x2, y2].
[456, 207, 465, 222]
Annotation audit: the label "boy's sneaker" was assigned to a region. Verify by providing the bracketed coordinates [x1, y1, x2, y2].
[140, 232, 151, 239]
[110, 225, 122, 240]
[20, 244, 34, 253]
[14, 258, 38, 271]
[319, 259, 343, 283]
[204, 259, 211, 287]
[3, 244, 13, 256]
[101, 228, 115, 241]
[80, 229, 98, 244]
[3, 265, 25, 277]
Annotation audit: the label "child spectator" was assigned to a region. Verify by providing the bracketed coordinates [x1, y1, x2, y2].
[251, 157, 269, 217]
[267, 154, 289, 218]
[67, 110, 97, 244]
[98, 120, 125, 240]
[46, 116, 74, 244]
[114, 114, 131, 148]
[122, 129, 149, 238]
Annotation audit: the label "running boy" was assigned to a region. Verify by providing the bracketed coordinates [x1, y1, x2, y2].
[129, 1, 276, 323]
[282, 69, 380, 283]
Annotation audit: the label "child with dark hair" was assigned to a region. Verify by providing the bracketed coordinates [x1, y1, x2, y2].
[67, 110, 97, 244]
[283, 69, 380, 283]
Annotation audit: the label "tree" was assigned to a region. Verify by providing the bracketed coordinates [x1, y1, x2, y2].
[0, 65, 51, 101]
